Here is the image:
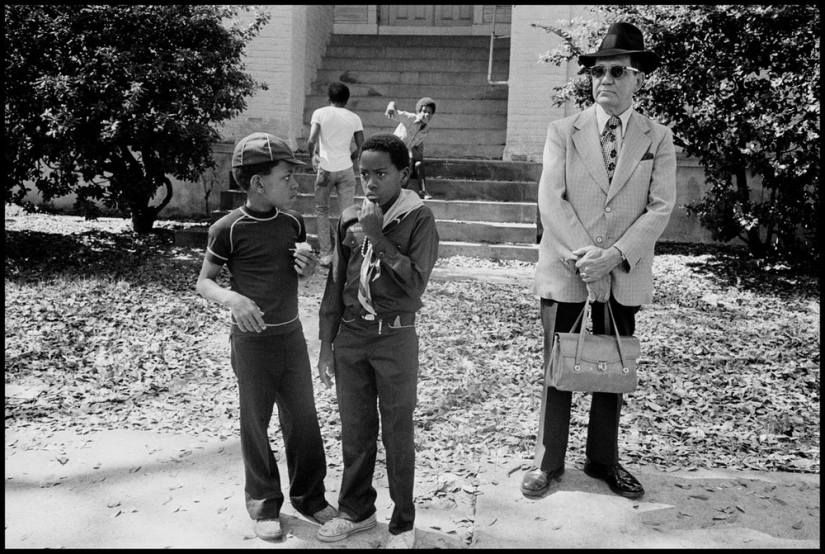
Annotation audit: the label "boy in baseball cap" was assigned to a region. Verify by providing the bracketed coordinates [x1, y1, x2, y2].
[197, 132, 338, 540]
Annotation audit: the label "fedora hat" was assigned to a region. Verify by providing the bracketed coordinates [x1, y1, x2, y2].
[579, 22, 660, 73]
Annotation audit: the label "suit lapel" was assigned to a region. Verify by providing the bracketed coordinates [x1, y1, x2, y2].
[607, 111, 652, 203]
[572, 107, 610, 194]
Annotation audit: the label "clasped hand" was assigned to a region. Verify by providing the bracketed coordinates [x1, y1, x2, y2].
[570, 245, 621, 303]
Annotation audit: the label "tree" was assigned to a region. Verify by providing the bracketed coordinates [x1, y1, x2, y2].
[533, 5, 819, 264]
[5, 5, 270, 233]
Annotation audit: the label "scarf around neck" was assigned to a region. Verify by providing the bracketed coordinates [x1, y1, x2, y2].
[357, 189, 424, 315]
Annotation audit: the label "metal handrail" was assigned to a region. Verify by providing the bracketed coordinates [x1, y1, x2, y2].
[488, 5, 510, 85]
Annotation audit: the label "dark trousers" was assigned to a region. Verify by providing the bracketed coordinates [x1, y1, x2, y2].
[533, 297, 640, 471]
[333, 316, 419, 535]
[230, 327, 328, 520]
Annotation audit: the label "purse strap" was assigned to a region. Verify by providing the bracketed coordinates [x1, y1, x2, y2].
[606, 301, 630, 370]
[574, 301, 630, 370]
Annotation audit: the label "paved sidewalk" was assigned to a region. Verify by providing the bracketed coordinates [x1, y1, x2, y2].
[4, 428, 820, 549]
[5, 266, 819, 549]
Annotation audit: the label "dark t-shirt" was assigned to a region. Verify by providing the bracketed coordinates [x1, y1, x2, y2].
[206, 206, 306, 336]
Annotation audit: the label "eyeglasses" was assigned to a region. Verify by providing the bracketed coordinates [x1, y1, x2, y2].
[587, 65, 641, 79]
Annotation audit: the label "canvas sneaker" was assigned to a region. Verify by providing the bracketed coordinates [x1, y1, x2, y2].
[311, 504, 339, 525]
[316, 513, 377, 542]
[386, 528, 415, 549]
[253, 518, 282, 540]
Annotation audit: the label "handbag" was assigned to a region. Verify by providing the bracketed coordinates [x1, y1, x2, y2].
[546, 301, 640, 393]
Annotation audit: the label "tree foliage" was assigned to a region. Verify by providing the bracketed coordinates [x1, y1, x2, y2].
[533, 5, 819, 265]
[5, 5, 270, 233]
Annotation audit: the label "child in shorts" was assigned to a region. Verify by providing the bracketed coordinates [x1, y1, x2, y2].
[196, 132, 338, 541]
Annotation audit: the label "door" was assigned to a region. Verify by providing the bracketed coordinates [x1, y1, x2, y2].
[382, 5, 473, 26]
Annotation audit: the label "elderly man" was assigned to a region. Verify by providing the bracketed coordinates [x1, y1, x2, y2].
[522, 22, 676, 499]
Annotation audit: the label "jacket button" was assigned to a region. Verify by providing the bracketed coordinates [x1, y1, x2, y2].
[605, 206, 612, 213]
[596, 236, 603, 243]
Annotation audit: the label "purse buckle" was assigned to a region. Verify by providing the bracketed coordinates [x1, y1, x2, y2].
[598, 361, 607, 372]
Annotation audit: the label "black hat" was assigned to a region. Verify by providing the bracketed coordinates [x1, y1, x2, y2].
[579, 22, 660, 74]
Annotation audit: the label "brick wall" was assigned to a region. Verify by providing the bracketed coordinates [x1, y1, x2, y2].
[217, 6, 297, 146]
[300, 5, 335, 139]
[503, 5, 589, 162]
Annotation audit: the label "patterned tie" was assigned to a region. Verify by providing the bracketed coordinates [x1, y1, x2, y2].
[600, 116, 621, 182]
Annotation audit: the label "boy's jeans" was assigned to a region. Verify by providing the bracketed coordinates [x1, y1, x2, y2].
[230, 327, 329, 520]
[332, 316, 419, 535]
[314, 167, 357, 258]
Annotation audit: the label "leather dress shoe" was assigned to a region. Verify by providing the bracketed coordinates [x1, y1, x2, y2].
[583, 459, 645, 499]
[520, 466, 564, 498]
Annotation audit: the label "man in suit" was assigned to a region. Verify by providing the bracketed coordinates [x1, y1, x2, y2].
[522, 22, 676, 499]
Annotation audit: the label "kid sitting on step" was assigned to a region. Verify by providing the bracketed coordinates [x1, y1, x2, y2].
[385, 97, 436, 200]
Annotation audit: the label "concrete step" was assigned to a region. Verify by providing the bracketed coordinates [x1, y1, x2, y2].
[319, 68, 498, 87]
[222, 176, 536, 205]
[220, 192, 537, 225]
[425, 159, 542, 182]
[305, 95, 509, 116]
[288, 215, 536, 244]
[309, 81, 509, 101]
[298, 126, 505, 146]
[320, 57, 510, 74]
[275, 156, 541, 182]
[328, 34, 507, 48]
[296, 141, 507, 160]
[351, 111, 508, 131]
[426, 179, 537, 202]
[325, 45, 510, 61]
[438, 240, 538, 263]
[173, 227, 538, 262]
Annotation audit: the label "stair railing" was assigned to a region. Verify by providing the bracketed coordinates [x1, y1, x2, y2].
[488, 5, 510, 86]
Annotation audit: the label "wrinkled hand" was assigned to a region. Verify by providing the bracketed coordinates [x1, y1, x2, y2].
[358, 197, 384, 239]
[317, 342, 335, 389]
[294, 248, 317, 278]
[573, 245, 622, 283]
[227, 293, 265, 333]
[585, 274, 612, 303]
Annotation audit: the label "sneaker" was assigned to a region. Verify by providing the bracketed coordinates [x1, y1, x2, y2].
[253, 518, 283, 540]
[319, 254, 333, 267]
[311, 504, 339, 525]
[316, 513, 377, 542]
[422, 192, 433, 200]
[386, 528, 415, 549]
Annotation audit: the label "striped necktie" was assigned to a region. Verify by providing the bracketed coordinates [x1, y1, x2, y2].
[600, 115, 620, 182]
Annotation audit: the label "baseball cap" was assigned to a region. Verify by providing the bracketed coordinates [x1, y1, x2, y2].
[232, 132, 306, 168]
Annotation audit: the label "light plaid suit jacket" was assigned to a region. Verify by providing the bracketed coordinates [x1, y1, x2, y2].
[534, 105, 677, 306]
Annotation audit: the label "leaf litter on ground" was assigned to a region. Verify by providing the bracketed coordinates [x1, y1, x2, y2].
[5, 209, 820, 488]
